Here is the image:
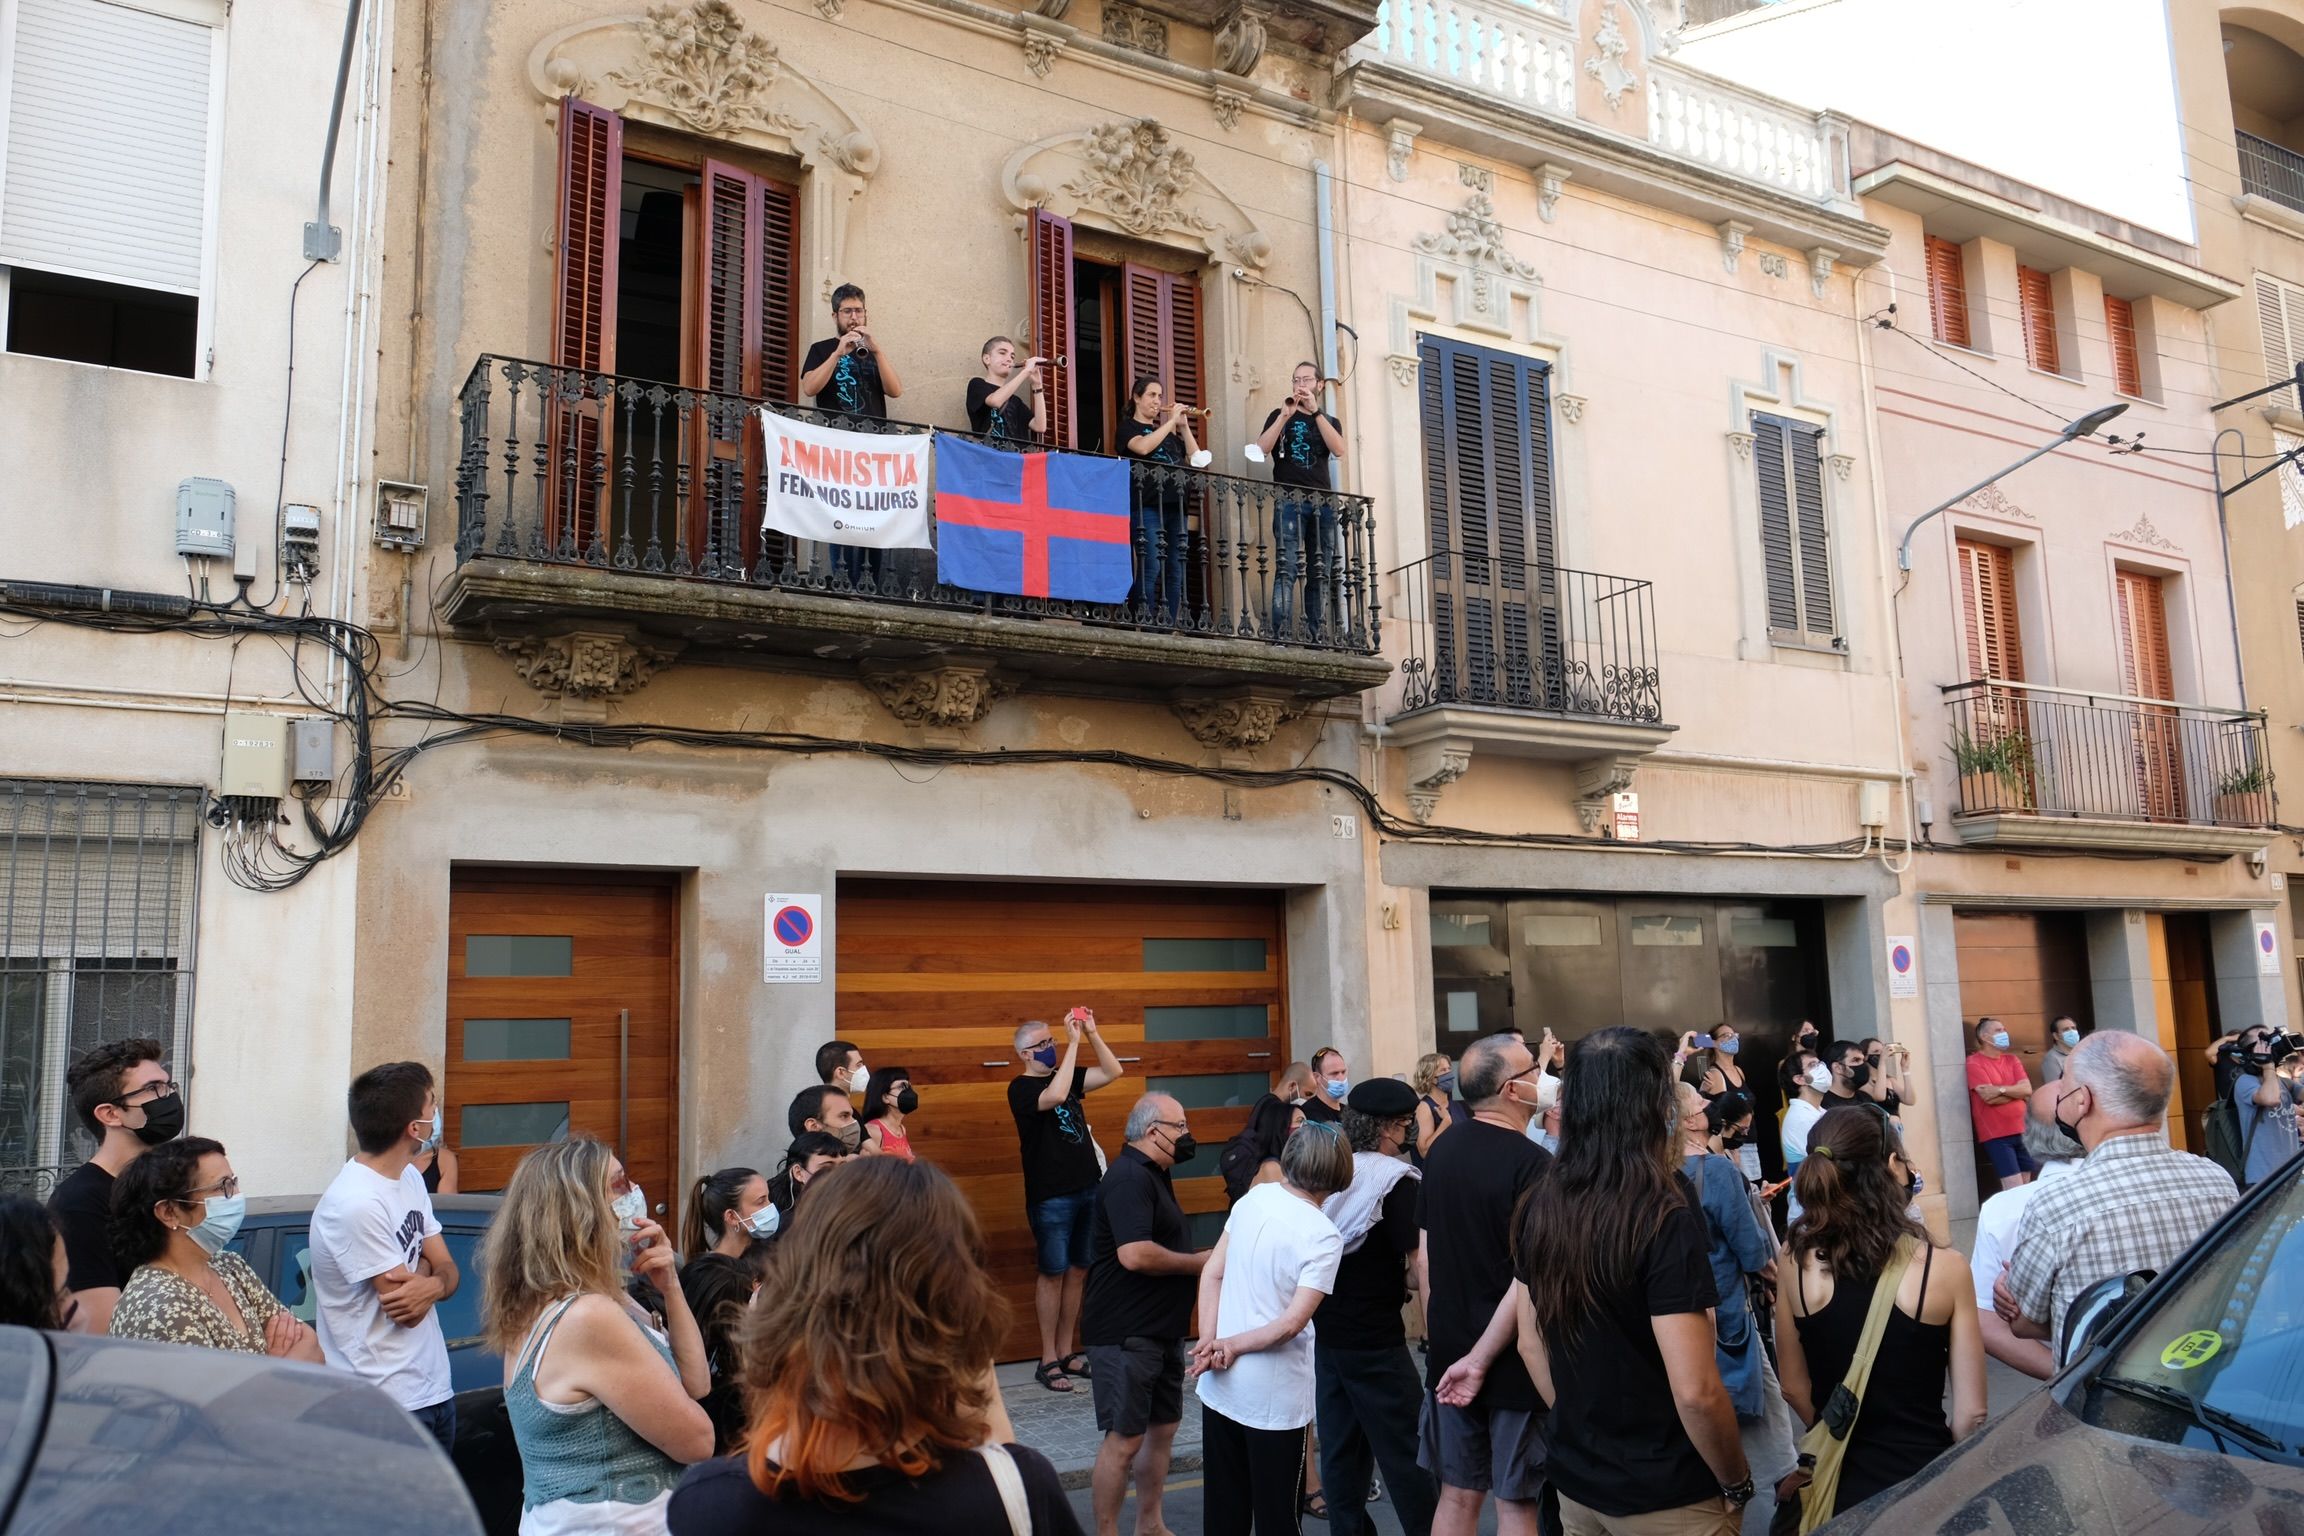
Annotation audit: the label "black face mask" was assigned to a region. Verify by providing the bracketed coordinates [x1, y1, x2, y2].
[1721, 1129, 1749, 1148]
[2054, 1086, 2086, 1148]
[893, 1088, 919, 1114]
[1845, 1063, 1871, 1091]
[127, 1092, 185, 1146]
[1164, 1129, 1198, 1166]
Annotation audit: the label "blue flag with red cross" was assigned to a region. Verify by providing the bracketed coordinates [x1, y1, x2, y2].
[934, 435, 1133, 602]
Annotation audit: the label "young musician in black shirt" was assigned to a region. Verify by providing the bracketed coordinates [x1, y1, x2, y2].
[1256, 361, 1346, 639]
[967, 337, 1048, 446]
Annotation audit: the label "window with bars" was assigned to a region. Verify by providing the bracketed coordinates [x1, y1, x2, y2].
[0, 781, 201, 1191]
[1752, 411, 1836, 648]
[2018, 265, 2061, 374]
[1924, 235, 1971, 349]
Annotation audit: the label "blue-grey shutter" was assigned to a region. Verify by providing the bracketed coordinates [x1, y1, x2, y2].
[1752, 415, 1798, 632]
[1790, 421, 1833, 636]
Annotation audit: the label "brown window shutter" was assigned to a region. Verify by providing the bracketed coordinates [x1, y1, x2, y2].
[2105, 296, 2140, 397]
[1028, 211, 1076, 447]
[1166, 270, 1206, 422]
[696, 161, 761, 398]
[2019, 266, 2059, 374]
[1924, 236, 1970, 348]
[758, 179, 800, 402]
[1120, 264, 1208, 440]
[1957, 539, 2023, 682]
[549, 98, 622, 556]
[2115, 569, 2182, 819]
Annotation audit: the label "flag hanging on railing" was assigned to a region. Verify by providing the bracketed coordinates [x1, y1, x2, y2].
[758, 408, 934, 548]
[934, 436, 1133, 601]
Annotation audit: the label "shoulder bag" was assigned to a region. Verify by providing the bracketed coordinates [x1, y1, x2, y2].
[1785, 1235, 1921, 1535]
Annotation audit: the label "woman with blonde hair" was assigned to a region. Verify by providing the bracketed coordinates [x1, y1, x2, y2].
[484, 1137, 714, 1534]
[1409, 1051, 1457, 1163]
[668, 1156, 1080, 1535]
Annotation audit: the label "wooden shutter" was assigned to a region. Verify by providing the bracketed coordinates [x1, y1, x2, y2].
[1028, 211, 1076, 447]
[2105, 296, 2140, 397]
[2018, 265, 2059, 374]
[1924, 236, 1970, 349]
[1119, 264, 1208, 433]
[758, 181, 800, 402]
[1956, 539, 2023, 682]
[2255, 273, 2304, 391]
[549, 98, 623, 556]
[2114, 569, 2183, 821]
[1168, 273, 1206, 419]
[687, 164, 801, 572]
[0, 0, 215, 295]
[1753, 412, 1833, 642]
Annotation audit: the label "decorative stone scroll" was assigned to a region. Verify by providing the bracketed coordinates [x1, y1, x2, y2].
[494, 625, 685, 722]
[1173, 689, 1301, 752]
[1004, 117, 1273, 268]
[860, 659, 1016, 729]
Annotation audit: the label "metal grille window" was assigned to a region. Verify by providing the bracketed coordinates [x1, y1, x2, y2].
[1, 781, 201, 1193]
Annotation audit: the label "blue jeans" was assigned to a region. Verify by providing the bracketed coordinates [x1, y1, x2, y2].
[409, 1397, 457, 1456]
[1272, 494, 1338, 639]
[1026, 1186, 1098, 1274]
[1133, 493, 1189, 622]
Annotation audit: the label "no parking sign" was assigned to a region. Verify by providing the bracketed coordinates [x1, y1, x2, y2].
[1886, 934, 1918, 999]
[765, 893, 823, 983]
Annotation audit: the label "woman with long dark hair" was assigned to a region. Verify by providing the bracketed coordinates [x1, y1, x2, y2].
[682, 1167, 774, 1263]
[668, 1157, 1080, 1535]
[0, 1196, 71, 1330]
[1218, 1093, 1301, 1206]
[1773, 1106, 1985, 1524]
[678, 1254, 758, 1457]
[860, 1065, 919, 1161]
[1510, 1027, 1750, 1535]
[1119, 374, 1199, 622]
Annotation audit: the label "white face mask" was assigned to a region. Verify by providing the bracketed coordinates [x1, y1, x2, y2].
[611, 1183, 646, 1233]
[741, 1203, 780, 1239]
[1987, 1031, 2010, 1050]
[1534, 1071, 1561, 1115]
[1805, 1064, 1833, 1093]
[847, 1064, 872, 1095]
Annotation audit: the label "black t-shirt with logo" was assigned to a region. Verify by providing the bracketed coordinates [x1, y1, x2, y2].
[1120, 416, 1185, 465]
[1008, 1067, 1102, 1206]
[1261, 407, 1338, 489]
[966, 378, 1035, 443]
[1082, 1146, 1196, 1343]
[802, 337, 888, 420]
[1418, 1118, 1552, 1409]
[1527, 1187, 1720, 1517]
[1316, 1173, 1420, 1349]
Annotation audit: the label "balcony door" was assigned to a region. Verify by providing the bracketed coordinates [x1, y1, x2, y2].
[2114, 568, 2184, 821]
[1956, 538, 2034, 806]
[551, 99, 800, 574]
[1025, 211, 1206, 455]
[1415, 335, 1560, 707]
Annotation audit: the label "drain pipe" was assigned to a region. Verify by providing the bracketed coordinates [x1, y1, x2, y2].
[1314, 160, 1341, 391]
[303, 0, 365, 260]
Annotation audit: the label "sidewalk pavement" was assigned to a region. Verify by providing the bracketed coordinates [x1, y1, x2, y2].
[999, 1356, 1206, 1489]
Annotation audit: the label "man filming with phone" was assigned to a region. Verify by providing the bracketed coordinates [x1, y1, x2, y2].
[1010, 1005, 1127, 1393]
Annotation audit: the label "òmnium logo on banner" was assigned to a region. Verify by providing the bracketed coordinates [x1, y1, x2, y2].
[758, 409, 934, 549]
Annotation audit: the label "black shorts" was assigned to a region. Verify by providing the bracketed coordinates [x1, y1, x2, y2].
[1086, 1336, 1185, 1438]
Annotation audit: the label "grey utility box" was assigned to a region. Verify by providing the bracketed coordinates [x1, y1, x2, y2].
[176, 477, 236, 558]
[291, 718, 336, 785]
[220, 712, 290, 800]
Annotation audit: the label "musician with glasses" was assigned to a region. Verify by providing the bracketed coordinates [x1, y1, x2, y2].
[800, 284, 906, 587]
[50, 1037, 184, 1334]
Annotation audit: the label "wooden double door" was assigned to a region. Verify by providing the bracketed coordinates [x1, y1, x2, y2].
[835, 880, 1288, 1362]
[444, 873, 679, 1214]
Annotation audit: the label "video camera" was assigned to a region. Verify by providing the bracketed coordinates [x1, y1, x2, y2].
[2224, 1030, 2304, 1069]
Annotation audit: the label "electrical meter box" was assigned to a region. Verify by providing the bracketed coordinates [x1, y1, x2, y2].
[176, 478, 236, 558]
[220, 712, 290, 799]
[290, 718, 336, 784]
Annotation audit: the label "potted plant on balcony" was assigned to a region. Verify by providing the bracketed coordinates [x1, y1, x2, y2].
[1952, 729, 2035, 812]
[2214, 762, 2272, 826]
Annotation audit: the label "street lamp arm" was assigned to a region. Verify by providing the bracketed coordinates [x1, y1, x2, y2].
[1892, 403, 2127, 572]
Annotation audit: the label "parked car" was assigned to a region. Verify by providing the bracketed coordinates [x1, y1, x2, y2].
[0, 1325, 482, 1533]
[230, 1193, 519, 1536]
[1825, 1152, 2304, 1531]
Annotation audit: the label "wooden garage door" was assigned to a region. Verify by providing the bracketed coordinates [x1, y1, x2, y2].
[445, 873, 679, 1216]
[837, 880, 1288, 1362]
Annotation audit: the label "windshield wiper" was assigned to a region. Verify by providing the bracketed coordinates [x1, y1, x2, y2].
[2095, 1374, 2290, 1459]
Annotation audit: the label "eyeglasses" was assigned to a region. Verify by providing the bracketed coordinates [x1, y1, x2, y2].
[181, 1175, 240, 1201]
[111, 1080, 177, 1108]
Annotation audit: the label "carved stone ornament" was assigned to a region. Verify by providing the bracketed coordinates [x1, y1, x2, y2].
[1028, 0, 1072, 18]
[1727, 430, 1756, 463]
[1584, 0, 1638, 112]
[494, 625, 683, 719]
[1102, 1, 1169, 58]
[1388, 354, 1418, 388]
[1211, 86, 1247, 131]
[860, 660, 1017, 729]
[1385, 118, 1423, 184]
[1827, 453, 1854, 483]
[1557, 393, 1586, 425]
[1534, 162, 1571, 223]
[1957, 484, 2033, 521]
[1412, 193, 1537, 281]
[1757, 252, 1787, 279]
[1021, 25, 1066, 76]
[814, 0, 841, 19]
[1717, 219, 1750, 275]
[1572, 755, 1641, 835]
[1173, 690, 1302, 752]
[1807, 246, 1840, 300]
[1004, 119, 1272, 267]
[1406, 742, 1472, 824]
[1213, 5, 1268, 74]
[2112, 511, 2179, 551]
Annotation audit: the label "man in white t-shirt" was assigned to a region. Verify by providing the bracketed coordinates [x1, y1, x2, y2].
[1969, 1089, 2081, 1380]
[311, 1060, 461, 1451]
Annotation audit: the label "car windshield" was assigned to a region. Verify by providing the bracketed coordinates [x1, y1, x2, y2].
[2089, 1165, 2304, 1462]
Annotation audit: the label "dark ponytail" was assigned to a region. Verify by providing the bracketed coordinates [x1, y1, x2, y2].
[1787, 1105, 1927, 1275]
[682, 1166, 760, 1260]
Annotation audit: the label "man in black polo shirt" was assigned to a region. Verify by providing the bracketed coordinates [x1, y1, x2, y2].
[1081, 1092, 1206, 1536]
[49, 1038, 182, 1333]
[1420, 1033, 1553, 1535]
[1316, 1077, 1440, 1536]
[1255, 361, 1346, 638]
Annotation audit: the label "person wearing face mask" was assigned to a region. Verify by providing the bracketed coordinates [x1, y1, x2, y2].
[2232, 1026, 2304, 1190]
[1411, 1052, 1460, 1165]
[50, 1036, 181, 1335]
[1009, 1008, 1126, 1393]
[767, 1131, 855, 1229]
[1964, 1018, 2037, 1192]
[1780, 1052, 1829, 1180]
[1856, 1038, 1910, 1127]
[1081, 1093, 1209, 1536]
[107, 1136, 320, 1360]
[860, 1065, 921, 1161]
[1994, 1032, 2237, 1360]
[1305, 1047, 1350, 1125]
[2039, 1018, 2083, 1085]
[1819, 1040, 1871, 1111]
[681, 1166, 777, 1263]
[814, 1039, 874, 1100]
[1697, 1024, 1746, 1099]
[786, 1084, 862, 1156]
[311, 1061, 463, 1453]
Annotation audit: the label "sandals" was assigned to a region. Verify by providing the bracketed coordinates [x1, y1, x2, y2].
[1300, 1490, 1329, 1521]
[1060, 1351, 1093, 1379]
[1033, 1359, 1074, 1393]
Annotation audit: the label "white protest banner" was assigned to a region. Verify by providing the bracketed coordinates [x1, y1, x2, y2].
[759, 408, 933, 548]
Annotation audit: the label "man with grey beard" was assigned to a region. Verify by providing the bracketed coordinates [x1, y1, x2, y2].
[1968, 1082, 2082, 1378]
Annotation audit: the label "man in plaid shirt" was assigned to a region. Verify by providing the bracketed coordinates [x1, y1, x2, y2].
[1994, 1031, 2236, 1355]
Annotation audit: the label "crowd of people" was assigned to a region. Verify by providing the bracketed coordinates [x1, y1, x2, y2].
[0, 1005, 2288, 1536]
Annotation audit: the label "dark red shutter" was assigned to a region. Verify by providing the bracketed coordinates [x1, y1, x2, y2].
[1167, 271, 1206, 421]
[1120, 264, 1207, 442]
[2019, 266, 2060, 374]
[549, 98, 622, 556]
[758, 179, 799, 402]
[2105, 295, 2140, 397]
[1029, 211, 1076, 447]
[1924, 235, 1969, 349]
[687, 164, 802, 573]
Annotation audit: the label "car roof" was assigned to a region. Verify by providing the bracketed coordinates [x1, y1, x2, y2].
[240, 1193, 502, 1219]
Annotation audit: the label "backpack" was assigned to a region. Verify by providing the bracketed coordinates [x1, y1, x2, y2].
[2203, 1095, 2261, 1186]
